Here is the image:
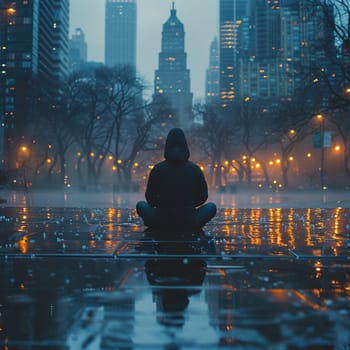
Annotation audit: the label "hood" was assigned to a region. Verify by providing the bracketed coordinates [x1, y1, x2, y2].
[164, 128, 190, 163]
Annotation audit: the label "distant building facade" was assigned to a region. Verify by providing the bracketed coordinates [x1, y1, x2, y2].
[105, 0, 137, 73]
[219, 0, 336, 103]
[69, 28, 88, 72]
[0, 0, 69, 169]
[219, 0, 250, 107]
[206, 37, 220, 104]
[154, 3, 193, 127]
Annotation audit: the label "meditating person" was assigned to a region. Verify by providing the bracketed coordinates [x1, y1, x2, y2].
[136, 128, 216, 233]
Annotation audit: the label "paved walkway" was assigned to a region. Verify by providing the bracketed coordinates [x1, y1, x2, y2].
[0, 206, 349, 349]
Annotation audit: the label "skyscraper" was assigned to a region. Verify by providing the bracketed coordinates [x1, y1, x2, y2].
[219, 0, 250, 106]
[69, 28, 88, 72]
[0, 0, 69, 168]
[105, 0, 137, 72]
[206, 37, 220, 104]
[154, 3, 193, 127]
[250, 0, 281, 59]
[239, 0, 282, 99]
[220, 0, 336, 100]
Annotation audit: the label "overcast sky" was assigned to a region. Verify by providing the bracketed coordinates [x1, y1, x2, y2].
[70, 0, 218, 101]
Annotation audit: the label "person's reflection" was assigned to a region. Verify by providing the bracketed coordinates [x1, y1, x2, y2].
[144, 239, 207, 330]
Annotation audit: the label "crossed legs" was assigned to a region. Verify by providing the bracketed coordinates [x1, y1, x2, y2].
[136, 201, 217, 229]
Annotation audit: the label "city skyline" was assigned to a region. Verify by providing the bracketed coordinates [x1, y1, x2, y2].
[70, 0, 218, 100]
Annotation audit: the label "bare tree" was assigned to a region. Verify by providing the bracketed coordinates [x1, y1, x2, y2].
[63, 66, 176, 191]
[233, 98, 274, 185]
[271, 85, 326, 187]
[115, 95, 176, 189]
[29, 74, 77, 187]
[87, 66, 146, 188]
[67, 68, 115, 190]
[193, 102, 240, 189]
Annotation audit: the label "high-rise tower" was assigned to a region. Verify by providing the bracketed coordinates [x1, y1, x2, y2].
[105, 0, 137, 73]
[219, 0, 250, 107]
[206, 37, 220, 104]
[154, 3, 193, 127]
[69, 28, 88, 72]
[250, 0, 281, 59]
[0, 0, 69, 168]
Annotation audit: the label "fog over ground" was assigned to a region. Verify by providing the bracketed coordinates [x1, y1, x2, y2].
[2, 189, 349, 209]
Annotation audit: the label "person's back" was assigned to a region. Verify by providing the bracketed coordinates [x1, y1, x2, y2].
[146, 128, 207, 208]
[136, 128, 216, 232]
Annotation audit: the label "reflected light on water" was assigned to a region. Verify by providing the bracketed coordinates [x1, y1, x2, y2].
[107, 208, 116, 233]
[249, 209, 262, 246]
[268, 208, 283, 246]
[305, 208, 312, 247]
[6, 205, 349, 259]
[293, 290, 325, 311]
[0, 205, 348, 348]
[333, 207, 342, 237]
[18, 237, 28, 254]
[209, 207, 350, 259]
[287, 208, 296, 249]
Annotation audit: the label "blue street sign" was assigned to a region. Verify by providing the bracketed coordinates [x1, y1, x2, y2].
[313, 131, 332, 148]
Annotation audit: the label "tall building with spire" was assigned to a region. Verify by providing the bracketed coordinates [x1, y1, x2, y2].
[105, 0, 137, 73]
[154, 3, 193, 127]
[206, 37, 220, 104]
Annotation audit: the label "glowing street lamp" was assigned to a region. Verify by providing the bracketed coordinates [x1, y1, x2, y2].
[18, 145, 29, 188]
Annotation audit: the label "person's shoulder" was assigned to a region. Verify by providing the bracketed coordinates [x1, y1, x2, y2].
[187, 161, 202, 172]
[152, 160, 167, 171]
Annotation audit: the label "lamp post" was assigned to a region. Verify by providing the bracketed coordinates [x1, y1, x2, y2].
[18, 145, 29, 189]
[315, 114, 332, 190]
[317, 114, 326, 189]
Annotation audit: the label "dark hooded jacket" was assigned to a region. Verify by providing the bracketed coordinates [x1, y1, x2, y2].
[145, 128, 208, 211]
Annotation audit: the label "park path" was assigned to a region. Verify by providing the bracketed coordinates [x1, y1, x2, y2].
[0, 206, 349, 349]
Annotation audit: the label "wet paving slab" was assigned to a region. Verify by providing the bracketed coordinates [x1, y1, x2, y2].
[0, 207, 349, 349]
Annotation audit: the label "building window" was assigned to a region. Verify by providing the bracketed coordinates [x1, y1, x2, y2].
[6, 79, 15, 86]
[22, 53, 31, 60]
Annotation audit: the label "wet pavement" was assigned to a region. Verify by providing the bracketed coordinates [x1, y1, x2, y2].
[0, 199, 350, 349]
